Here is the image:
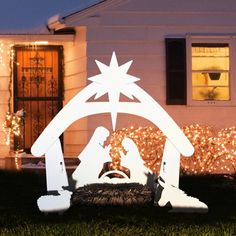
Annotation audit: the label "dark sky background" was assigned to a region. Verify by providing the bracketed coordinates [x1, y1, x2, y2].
[0, 0, 97, 32]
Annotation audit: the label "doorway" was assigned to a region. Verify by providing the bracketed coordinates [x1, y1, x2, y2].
[13, 45, 64, 153]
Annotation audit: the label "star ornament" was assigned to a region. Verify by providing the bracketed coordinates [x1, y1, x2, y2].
[88, 51, 140, 130]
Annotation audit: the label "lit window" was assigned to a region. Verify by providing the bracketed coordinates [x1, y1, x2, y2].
[191, 43, 229, 102]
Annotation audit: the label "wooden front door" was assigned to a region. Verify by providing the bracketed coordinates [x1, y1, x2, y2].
[13, 45, 63, 153]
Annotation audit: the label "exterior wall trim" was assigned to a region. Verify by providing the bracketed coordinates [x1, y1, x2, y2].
[0, 34, 74, 42]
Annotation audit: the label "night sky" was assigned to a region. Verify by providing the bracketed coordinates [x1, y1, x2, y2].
[0, 0, 98, 32]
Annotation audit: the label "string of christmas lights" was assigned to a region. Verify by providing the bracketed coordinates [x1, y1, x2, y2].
[2, 110, 25, 146]
[108, 125, 236, 175]
[1, 42, 24, 151]
[0, 41, 14, 66]
[0, 42, 4, 65]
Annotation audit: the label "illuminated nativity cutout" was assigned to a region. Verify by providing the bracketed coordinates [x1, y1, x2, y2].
[31, 52, 208, 214]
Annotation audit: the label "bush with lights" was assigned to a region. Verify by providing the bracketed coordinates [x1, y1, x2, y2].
[2, 109, 25, 147]
[108, 125, 236, 175]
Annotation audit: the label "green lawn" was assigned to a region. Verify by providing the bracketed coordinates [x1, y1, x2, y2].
[0, 170, 235, 236]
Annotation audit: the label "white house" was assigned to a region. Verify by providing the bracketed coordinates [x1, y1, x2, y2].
[1, 0, 236, 168]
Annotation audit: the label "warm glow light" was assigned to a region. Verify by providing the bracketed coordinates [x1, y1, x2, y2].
[108, 124, 236, 175]
[0, 42, 15, 66]
[0, 42, 4, 65]
[14, 156, 20, 170]
[2, 110, 25, 147]
[192, 44, 229, 101]
[34, 41, 49, 45]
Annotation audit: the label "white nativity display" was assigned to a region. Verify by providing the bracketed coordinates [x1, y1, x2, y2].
[31, 52, 208, 214]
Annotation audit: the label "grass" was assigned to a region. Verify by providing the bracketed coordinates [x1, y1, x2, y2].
[0, 170, 235, 235]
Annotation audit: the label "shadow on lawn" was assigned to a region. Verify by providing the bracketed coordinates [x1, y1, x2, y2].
[0, 169, 235, 228]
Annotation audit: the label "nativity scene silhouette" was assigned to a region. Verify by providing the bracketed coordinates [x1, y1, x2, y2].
[32, 52, 208, 214]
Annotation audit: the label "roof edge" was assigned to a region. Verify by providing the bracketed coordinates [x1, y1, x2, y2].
[61, 0, 129, 26]
[61, 0, 107, 20]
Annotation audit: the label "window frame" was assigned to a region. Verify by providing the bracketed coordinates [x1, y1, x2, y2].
[186, 36, 236, 106]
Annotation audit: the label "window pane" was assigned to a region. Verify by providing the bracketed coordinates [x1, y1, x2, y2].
[192, 45, 229, 70]
[192, 87, 230, 101]
[192, 72, 229, 86]
[192, 44, 229, 56]
[191, 43, 230, 102]
[192, 56, 229, 71]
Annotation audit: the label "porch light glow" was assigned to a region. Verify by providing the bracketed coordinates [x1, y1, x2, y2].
[0, 41, 49, 67]
[34, 41, 49, 45]
[108, 125, 236, 175]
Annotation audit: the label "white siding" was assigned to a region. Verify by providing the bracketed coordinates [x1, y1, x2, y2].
[0, 49, 11, 157]
[63, 26, 88, 156]
[73, 0, 236, 130]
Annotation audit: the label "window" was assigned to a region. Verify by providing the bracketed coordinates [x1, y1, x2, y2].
[166, 37, 236, 106]
[191, 43, 229, 102]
